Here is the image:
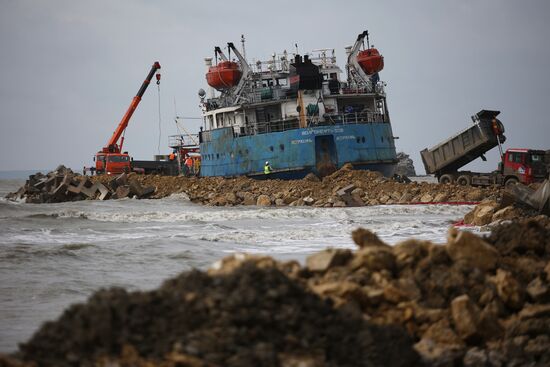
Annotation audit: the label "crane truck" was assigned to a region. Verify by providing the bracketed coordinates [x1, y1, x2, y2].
[420, 110, 548, 188]
[94, 62, 161, 175]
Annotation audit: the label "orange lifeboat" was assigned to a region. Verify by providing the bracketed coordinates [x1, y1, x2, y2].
[356, 48, 384, 75]
[206, 61, 242, 90]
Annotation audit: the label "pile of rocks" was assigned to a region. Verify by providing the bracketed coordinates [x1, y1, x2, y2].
[214, 218, 550, 366]
[8, 257, 418, 367]
[8, 164, 502, 207]
[125, 164, 500, 207]
[3, 218, 549, 366]
[6, 166, 155, 203]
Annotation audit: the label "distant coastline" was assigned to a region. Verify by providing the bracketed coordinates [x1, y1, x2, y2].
[0, 170, 49, 180]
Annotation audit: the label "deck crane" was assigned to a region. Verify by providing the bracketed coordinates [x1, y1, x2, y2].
[95, 61, 161, 174]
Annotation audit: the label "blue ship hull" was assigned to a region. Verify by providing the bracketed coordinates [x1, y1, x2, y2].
[199, 123, 397, 179]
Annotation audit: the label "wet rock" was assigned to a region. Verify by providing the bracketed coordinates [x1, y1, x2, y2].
[464, 200, 500, 225]
[114, 185, 130, 199]
[274, 198, 286, 206]
[242, 192, 256, 205]
[447, 228, 498, 271]
[256, 194, 272, 206]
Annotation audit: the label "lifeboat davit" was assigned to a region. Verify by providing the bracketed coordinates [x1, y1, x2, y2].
[206, 61, 242, 90]
[356, 48, 384, 75]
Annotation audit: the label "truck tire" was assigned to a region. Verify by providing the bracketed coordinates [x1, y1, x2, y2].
[504, 177, 519, 189]
[457, 174, 471, 186]
[439, 174, 454, 184]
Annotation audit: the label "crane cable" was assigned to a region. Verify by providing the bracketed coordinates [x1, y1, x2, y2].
[157, 78, 162, 155]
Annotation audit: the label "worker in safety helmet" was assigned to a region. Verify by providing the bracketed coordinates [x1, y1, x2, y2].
[264, 161, 272, 175]
[169, 152, 175, 161]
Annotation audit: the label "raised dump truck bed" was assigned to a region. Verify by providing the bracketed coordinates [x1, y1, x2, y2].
[420, 110, 505, 176]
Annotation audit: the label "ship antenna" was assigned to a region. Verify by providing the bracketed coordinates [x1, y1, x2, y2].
[241, 34, 247, 60]
[295, 43, 298, 55]
[366, 30, 370, 49]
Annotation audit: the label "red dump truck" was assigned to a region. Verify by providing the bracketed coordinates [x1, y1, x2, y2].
[420, 110, 548, 188]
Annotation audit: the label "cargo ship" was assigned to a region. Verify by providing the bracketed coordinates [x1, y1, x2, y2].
[197, 31, 398, 179]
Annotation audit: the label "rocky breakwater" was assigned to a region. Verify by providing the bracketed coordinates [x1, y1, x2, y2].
[127, 164, 500, 207]
[8, 164, 502, 207]
[5, 166, 156, 203]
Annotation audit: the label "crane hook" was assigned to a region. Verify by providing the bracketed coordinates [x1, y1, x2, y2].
[156, 73, 161, 85]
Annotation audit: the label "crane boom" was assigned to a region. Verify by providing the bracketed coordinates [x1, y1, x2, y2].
[104, 61, 161, 153]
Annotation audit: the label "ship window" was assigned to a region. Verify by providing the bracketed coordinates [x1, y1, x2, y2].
[238, 150, 242, 155]
[362, 137, 366, 143]
[245, 149, 249, 154]
[269, 146, 274, 152]
[280, 144, 285, 151]
[216, 153, 219, 159]
[380, 136, 384, 142]
[356, 137, 361, 143]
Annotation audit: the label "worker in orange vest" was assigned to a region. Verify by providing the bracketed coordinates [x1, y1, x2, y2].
[169, 152, 176, 161]
[185, 156, 193, 176]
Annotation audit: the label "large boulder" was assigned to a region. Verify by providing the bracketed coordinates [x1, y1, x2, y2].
[446, 228, 498, 271]
[256, 194, 272, 206]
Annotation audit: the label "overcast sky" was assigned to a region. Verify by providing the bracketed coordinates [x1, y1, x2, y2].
[1, 0, 549, 173]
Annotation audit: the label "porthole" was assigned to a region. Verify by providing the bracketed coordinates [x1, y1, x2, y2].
[356, 137, 361, 143]
[280, 144, 285, 151]
[362, 137, 366, 143]
[269, 146, 274, 152]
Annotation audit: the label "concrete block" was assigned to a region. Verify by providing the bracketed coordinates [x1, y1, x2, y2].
[95, 182, 111, 200]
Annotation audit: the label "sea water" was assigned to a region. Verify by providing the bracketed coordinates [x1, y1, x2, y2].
[0, 179, 474, 352]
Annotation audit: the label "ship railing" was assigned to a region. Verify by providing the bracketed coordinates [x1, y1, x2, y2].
[323, 111, 387, 125]
[169, 134, 200, 148]
[254, 118, 300, 134]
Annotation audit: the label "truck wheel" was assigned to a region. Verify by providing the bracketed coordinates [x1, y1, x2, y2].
[505, 177, 519, 189]
[439, 174, 454, 184]
[457, 175, 471, 186]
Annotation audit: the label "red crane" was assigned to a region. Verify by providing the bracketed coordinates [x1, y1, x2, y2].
[95, 61, 161, 174]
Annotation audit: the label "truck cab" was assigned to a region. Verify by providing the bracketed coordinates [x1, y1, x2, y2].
[95, 153, 131, 175]
[503, 149, 548, 185]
